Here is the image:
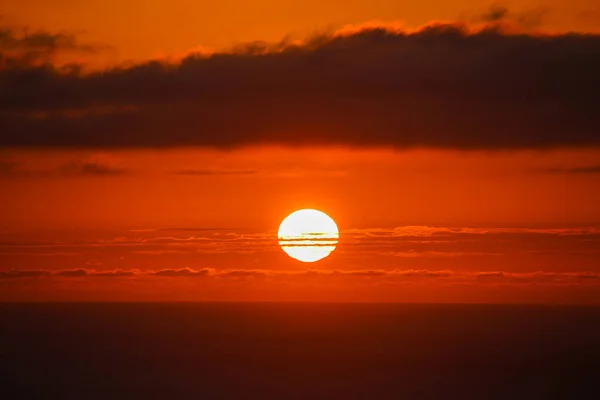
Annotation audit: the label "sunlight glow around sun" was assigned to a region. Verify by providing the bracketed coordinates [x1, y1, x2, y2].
[278, 209, 339, 262]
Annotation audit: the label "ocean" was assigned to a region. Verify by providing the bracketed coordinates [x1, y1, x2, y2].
[1, 303, 599, 399]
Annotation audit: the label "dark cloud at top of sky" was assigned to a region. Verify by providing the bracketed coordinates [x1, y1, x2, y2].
[1, 22, 599, 150]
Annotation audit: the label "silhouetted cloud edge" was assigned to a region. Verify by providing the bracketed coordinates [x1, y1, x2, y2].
[1, 20, 599, 150]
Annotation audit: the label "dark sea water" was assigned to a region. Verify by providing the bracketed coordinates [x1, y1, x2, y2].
[1, 303, 599, 399]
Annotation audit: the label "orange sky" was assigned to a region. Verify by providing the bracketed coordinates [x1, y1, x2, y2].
[2, 147, 600, 230]
[2, 147, 600, 302]
[1, 1, 600, 302]
[1, 0, 599, 63]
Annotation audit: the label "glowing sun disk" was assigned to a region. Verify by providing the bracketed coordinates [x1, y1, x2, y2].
[278, 209, 339, 262]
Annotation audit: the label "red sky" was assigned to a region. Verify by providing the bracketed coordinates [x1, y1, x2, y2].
[1, 1, 599, 302]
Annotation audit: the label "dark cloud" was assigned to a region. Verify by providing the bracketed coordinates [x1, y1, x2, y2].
[0, 23, 599, 150]
[0, 269, 137, 278]
[0, 270, 51, 278]
[160, 228, 245, 231]
[478, 4, 547, 30]
[1, 268, 599, 285]
[1, 226, 600, 259]
[0, 158, 128, 178]
[0, 26, 100, 67]
[152, 268, 212, 277]
[148, 268, 600, 285]
[218, 269, 269, 279]
[0, 28, 85, 52]
[53, 269, 88, 277]
[171, 168, 258, 176]
[545, 165, 600, 174]
[93, 270, 136, 277]
[59, 159, 128, 176]
[475, 270, 600, 284]
[481, 4, 509, 22]
[331, 269, 387, 277]
[478, 3, 547, 28]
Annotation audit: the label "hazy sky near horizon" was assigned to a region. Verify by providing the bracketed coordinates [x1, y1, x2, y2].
[1, 0, 599, 302]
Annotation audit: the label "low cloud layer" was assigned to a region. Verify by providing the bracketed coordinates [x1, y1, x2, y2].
[2, 226, 599, 259]
[1, 267, 599, 285]
[1, 22, 599, 149]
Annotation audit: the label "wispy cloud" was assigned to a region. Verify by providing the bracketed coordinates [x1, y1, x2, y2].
[170, 168, 258, 176]
[0, 25, 106, 67]
[1, 226, 599, 259]
[152, 268, 212, 277]
[59, 159, 129, 176]
[1, 268, 599, 285]
[0, 155, 129, 178]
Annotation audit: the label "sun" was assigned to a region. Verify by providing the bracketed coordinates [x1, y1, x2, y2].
[278, 209, 339, 262]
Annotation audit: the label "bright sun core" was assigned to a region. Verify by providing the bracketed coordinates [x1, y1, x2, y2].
[278, 209, 339, 262]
